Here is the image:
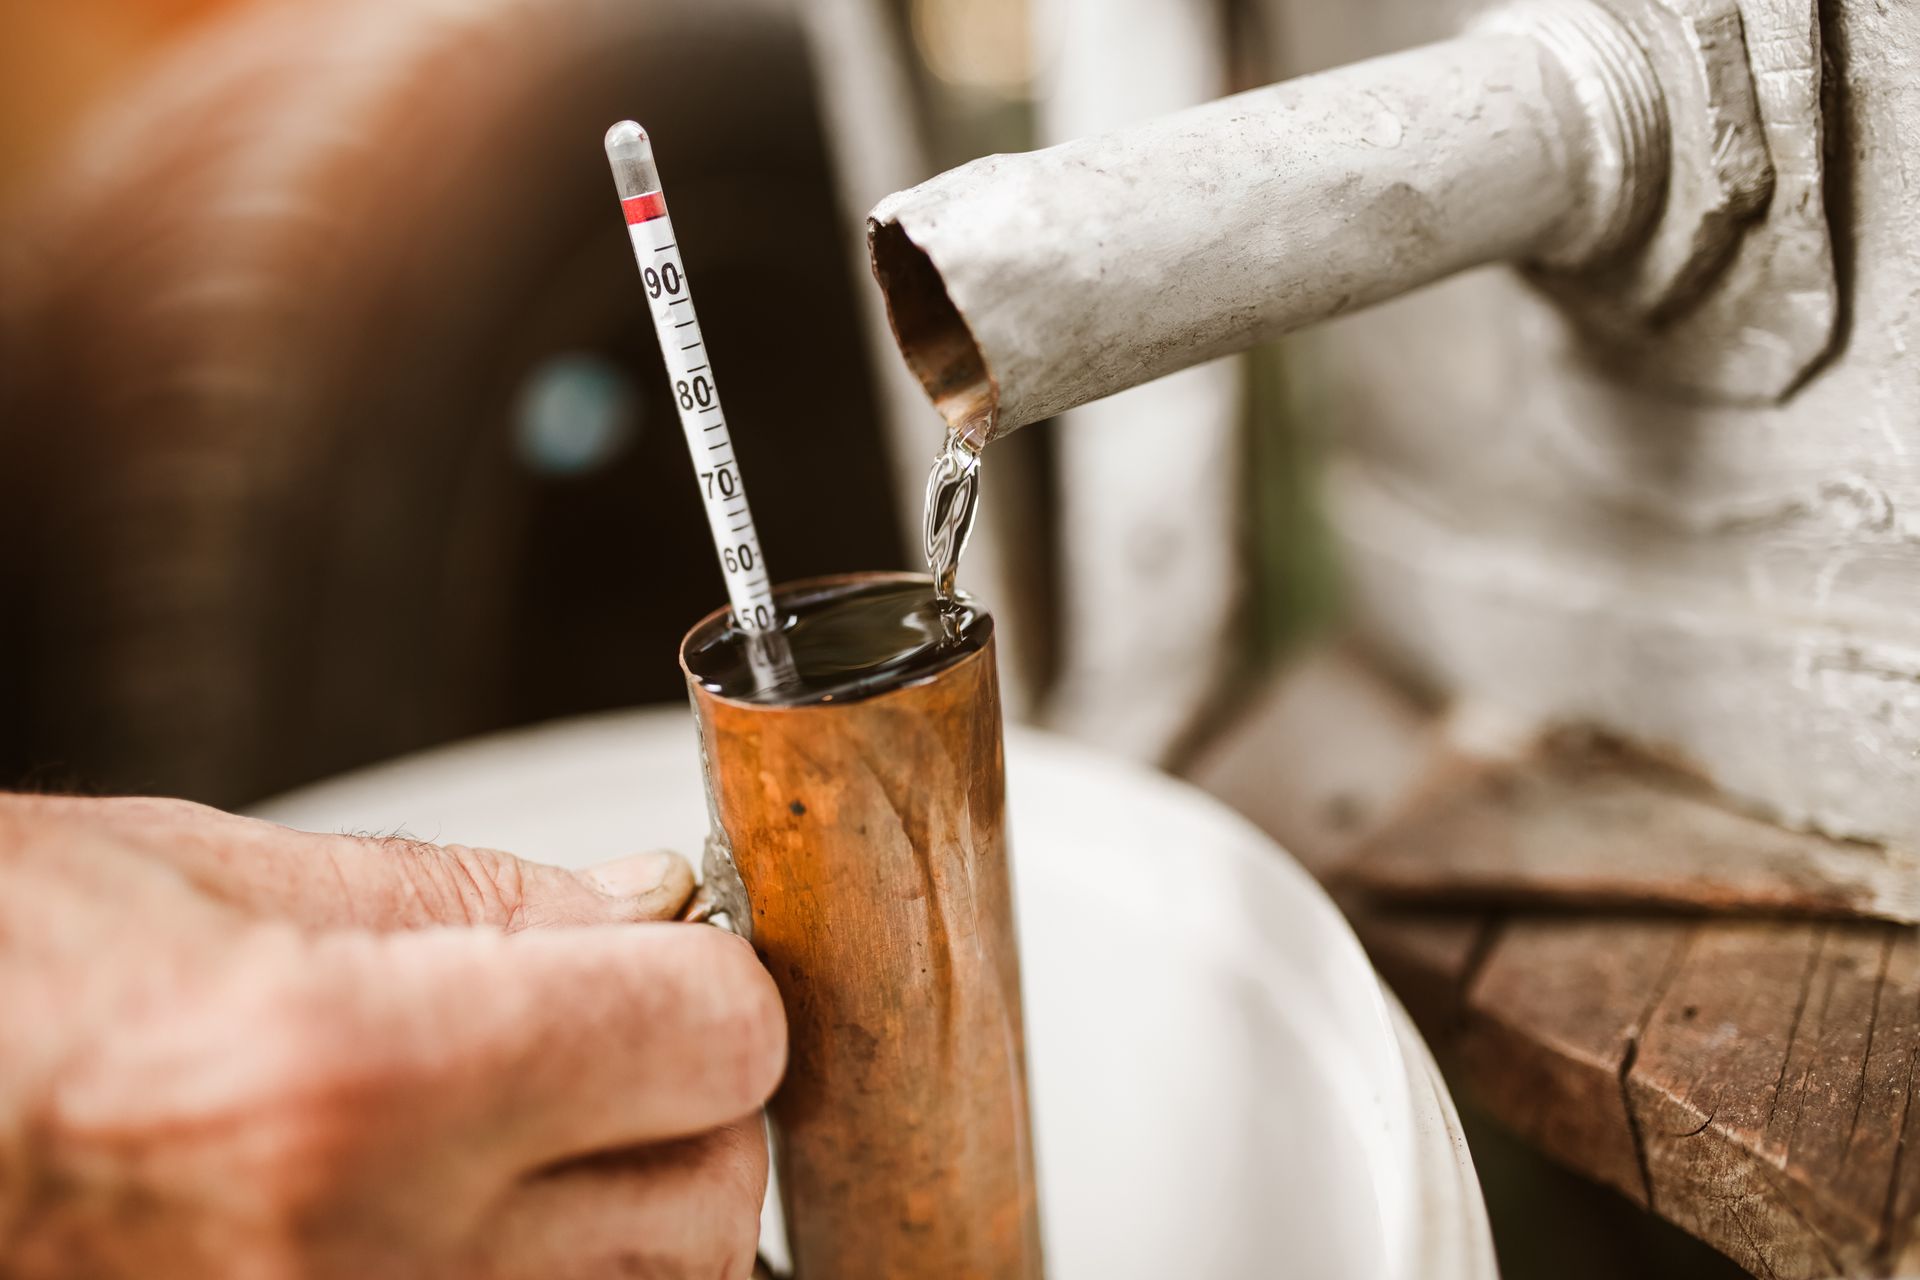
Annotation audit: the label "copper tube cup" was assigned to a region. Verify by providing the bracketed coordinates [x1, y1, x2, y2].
[680, 572, 1044, 1279]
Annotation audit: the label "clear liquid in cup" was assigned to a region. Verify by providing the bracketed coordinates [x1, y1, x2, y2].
[685, 577, 990, 706]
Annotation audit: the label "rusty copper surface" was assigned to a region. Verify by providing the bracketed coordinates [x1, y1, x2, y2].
[682, 575, 1043, 1279]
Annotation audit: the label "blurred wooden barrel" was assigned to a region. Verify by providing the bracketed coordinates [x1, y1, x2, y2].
[0, 0, 904, 805]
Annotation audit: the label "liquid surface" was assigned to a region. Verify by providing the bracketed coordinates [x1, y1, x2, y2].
[923, 427, 983, 603]
[686, 578, 990, 705]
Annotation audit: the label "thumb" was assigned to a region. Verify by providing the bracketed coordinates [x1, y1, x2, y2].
[69, 796, 696, 930]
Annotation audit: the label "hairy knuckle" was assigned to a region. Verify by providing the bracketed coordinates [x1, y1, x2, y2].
[371, 838, 524, 927]
[455, 843, 522, 900]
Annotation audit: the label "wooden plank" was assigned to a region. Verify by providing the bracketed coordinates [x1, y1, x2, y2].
[1344, 738, 1920, 924]
[1845, 928, 1920, 1273]
[1765, 927, 1906, 1265]
[1631, 923, 1855, 1277]
[1459, 918, 1695, 1207]
[1388, 914, 1920, 1279]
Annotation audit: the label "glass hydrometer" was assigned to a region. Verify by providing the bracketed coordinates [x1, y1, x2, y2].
[604, 120, 795, 688]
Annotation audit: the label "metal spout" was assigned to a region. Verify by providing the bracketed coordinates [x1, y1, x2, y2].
[869, 0, 1695, 441]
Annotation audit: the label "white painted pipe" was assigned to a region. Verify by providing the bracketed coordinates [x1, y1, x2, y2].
[868, 0, 1665, 441]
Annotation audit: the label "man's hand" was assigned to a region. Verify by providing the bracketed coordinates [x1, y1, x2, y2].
[0, 795, 785, 1278]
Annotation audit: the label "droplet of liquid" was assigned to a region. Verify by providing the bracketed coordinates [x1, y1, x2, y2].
[923, 425, 984, 604]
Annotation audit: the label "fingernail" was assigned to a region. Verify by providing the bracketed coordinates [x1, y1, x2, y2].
[586, 850, 678, 898]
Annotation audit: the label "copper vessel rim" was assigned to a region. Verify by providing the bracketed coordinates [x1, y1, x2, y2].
[677, 570, 994, 712]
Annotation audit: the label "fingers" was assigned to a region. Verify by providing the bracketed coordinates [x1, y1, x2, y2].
[299, 921, 786, 1176]
[467, 1119, 768, 1280]
[38, 795, 695, 930]
[33, 907, 782, 1274]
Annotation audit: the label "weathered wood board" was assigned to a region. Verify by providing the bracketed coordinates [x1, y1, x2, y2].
[1347, 909, 1920, 1279]
[1191, 651, 1920, 1279]
[1342, 735, 1920, 924]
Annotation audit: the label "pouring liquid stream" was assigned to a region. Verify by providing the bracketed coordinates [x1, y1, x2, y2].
[923, 421, 986, 610]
